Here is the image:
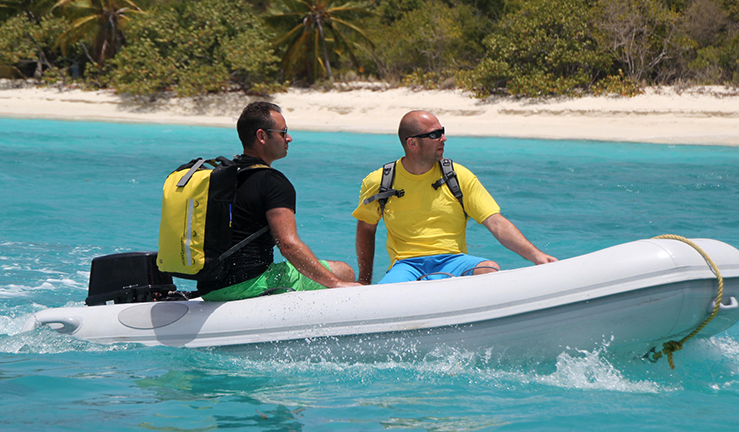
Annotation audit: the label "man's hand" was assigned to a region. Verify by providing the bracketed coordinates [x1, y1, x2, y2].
[530, 251, 558, 265]
[482, 213, 557, 265]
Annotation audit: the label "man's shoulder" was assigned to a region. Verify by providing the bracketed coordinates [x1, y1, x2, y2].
[447, 160, 475, 178]
[235, 156, 289, 181]
[361, 160, 400, 185]
[258, 168, 293, 189]
[234, 154, 265, 166]
[237, 164, 293, 194]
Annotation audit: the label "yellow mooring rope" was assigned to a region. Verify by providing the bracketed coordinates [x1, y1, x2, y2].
[648, 235, 724, 369]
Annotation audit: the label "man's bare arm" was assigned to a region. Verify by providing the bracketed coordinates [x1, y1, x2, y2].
[267, 207, 359, 287]
[482, 213, 557, 264]
[355, 220, 378, 285]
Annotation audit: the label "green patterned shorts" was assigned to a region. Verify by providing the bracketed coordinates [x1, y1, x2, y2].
[201, 260, 330, 301]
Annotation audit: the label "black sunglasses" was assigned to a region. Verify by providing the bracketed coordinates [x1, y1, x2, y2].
[265, 127, 288, 137]
[409, 127, 444, 140]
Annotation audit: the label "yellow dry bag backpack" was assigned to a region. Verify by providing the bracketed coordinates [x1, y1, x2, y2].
[157, 156, 270, 281]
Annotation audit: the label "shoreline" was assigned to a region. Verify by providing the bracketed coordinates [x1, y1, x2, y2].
[2, 82, 739, 146]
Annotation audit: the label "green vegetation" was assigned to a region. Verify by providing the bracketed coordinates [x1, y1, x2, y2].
[266, 0, 374, 82]
[53, 0, 145, 65]
[365, 0, 485, 88]
[98, 0, 280, 96]
[465, 0, 612, 97]
[1, 0, 738, 97]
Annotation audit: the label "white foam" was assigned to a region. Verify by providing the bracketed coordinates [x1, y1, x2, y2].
[536, 349, 666, 393]
[0, 284, 50, 298]
[705, 334, 739, 357]
[45, 277, 85, 288]
[35, 268, 64, 275]
[0, 329, 135, 355]
[0, 314, 27, 335]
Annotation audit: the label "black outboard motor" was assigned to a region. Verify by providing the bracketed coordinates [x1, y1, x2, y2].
[85, 251, 177, 306]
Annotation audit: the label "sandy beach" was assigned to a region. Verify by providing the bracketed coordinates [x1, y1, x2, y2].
[2, 81, 739, 145]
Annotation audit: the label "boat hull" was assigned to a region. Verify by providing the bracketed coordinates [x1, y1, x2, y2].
[22, 238, 739, 361]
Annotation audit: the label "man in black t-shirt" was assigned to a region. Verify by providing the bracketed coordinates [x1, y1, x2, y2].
[199, 102, 359, 300]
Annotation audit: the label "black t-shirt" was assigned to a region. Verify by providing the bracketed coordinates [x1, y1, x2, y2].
[197, 155, 296, 293]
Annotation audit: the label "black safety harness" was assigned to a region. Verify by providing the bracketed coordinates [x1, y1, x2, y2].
[363, 158, 466, 217]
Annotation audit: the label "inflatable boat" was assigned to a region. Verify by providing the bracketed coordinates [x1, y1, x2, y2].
[21, 238, 739, 362]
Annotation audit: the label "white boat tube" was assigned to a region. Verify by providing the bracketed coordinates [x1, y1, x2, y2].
[21, 238, 739, 361]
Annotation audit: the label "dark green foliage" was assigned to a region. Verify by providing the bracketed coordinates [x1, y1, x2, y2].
[373, 0, 423, 23]
[266, 0, 374, 83]
[465, 0, 613, 97]
[458, 0, 523, 21]
[677, 0, 739, 84]
[101, 0, 280, 96]
[723, 35, 739, 84]
[364, 0, 487, 85]
[2, 0, 739, 97]
[722, 0, 739, 21]
[591, 0, 680, 82]
[683, 0, 728, 48]
[53, 0, 145, 65]
[0, 0, 56, 22]
[0, 14, 70, 78]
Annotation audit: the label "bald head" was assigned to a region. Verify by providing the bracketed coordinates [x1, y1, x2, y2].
[398, 110, 438, 147]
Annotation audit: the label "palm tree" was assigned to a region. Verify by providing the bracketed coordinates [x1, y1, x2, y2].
[267, 0, 374, 81]
[53, 0, 144, 65]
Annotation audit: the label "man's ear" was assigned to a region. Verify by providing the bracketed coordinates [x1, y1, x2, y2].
[255, 129, 267, 145]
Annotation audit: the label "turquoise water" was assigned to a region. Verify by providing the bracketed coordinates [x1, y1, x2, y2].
[2, 117, 739, 430]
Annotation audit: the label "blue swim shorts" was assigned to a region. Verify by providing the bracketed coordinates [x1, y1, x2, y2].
[378, 253, 491, 284]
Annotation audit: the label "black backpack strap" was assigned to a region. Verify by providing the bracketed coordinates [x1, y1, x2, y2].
[218, 225, 270, 263]
[176, 156, 236, 187]
[238, 163, 271, 171]
[363, 161, 405, 214]
[432, 158, 466, 217]
[216, 162, 273, 263]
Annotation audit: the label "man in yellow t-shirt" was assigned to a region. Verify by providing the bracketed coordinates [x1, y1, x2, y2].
[352, 110, 557, 284]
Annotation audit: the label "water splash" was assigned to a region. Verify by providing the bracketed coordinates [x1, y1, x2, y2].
[537, 349, 666, 393]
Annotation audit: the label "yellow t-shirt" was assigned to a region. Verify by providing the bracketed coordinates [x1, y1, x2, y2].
[352, 159, 500, 265]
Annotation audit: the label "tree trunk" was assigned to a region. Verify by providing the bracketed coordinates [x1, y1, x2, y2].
[315, 19, 333, 80]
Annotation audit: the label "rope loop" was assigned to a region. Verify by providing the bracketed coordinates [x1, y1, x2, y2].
[649, 235, 724, 369]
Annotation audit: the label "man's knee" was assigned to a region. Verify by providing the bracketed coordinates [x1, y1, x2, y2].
[472, 260, 500, 275]
[327, 260, 356, 282]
